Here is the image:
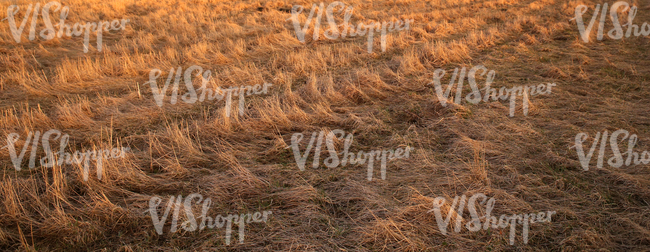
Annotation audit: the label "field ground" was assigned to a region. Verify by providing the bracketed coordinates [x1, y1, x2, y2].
[1, 0, 650, 251]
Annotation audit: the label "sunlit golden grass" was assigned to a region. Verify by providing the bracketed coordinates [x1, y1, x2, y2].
[1, 0, 650, 250]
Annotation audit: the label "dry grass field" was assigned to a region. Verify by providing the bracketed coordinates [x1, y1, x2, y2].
[1, 0, 650, 251]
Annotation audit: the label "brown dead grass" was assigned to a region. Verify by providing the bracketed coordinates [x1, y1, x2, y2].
[1, 0, 649, 251]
